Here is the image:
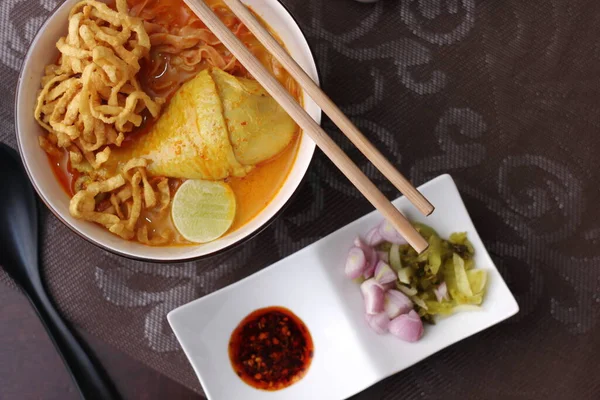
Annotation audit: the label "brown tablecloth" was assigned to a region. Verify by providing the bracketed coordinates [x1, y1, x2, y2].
[1, 0, 599, 398]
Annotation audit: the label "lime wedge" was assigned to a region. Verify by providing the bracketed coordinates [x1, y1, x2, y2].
[171, 180, 236, 243]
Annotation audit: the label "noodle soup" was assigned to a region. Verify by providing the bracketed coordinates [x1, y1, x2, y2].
[36, 0, 302, 247]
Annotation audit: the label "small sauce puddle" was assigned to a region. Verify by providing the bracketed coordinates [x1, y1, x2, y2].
[228, 306, 314, 391]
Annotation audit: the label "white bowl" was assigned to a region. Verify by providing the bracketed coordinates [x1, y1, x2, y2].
[15, 0, 320, 262]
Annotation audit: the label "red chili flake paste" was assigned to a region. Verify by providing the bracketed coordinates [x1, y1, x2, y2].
[228, 306, 314, 391]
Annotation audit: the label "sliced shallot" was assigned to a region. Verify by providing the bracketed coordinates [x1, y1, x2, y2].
[345, 246, 367, 279]
[378, 219, 408, 245]
[365, 312, 389, 334]
[354, 237, 378, 278]
[360, 278, 384, 315]
[363, 257, 376, 279]
[389, 310, 424, 342]
[374, 261, 396, 285]
[434, 282, 449, 302]
[384, 289, 413, 319]
[365, 226, 384, 246]
[377, 250, 389, 263]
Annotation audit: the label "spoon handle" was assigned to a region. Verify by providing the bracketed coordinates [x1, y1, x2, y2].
[24, 280, 120, 400]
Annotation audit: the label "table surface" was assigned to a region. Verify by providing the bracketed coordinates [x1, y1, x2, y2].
[0, 289, 200, 400]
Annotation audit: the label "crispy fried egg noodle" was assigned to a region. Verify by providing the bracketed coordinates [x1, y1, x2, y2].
[68, 157, 172, 243]
[35, 0, 170, 244]
[34, 0, 163, 171]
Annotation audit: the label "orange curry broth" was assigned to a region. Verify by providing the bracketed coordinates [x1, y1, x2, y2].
[47, 0, 302, 245]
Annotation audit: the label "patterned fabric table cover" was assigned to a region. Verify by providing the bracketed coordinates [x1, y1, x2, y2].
[1, 0, 598, 398]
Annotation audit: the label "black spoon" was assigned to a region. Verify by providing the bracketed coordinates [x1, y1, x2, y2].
[0, 143, 120, 400]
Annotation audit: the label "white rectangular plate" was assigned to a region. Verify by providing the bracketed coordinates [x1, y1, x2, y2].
[168, 174, 519, 400]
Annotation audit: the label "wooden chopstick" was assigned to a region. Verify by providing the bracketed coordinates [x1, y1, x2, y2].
[223, 0, 434, 217]
[182, 0, 429, 253]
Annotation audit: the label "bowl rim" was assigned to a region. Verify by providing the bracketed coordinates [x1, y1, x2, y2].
[15, 0, 321, 264]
